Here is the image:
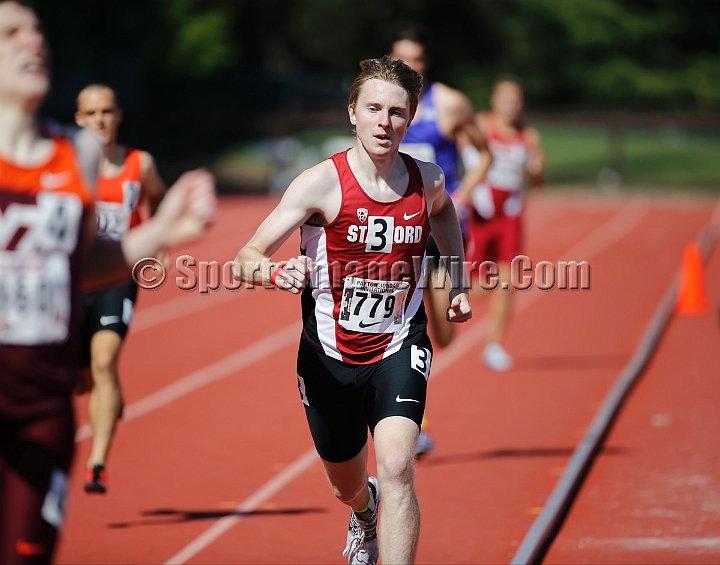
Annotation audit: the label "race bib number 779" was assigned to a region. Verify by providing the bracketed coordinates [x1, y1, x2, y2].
[339, 277, 409, 334]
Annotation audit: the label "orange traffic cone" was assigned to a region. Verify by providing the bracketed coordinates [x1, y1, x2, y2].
[676, 243, 709, 315]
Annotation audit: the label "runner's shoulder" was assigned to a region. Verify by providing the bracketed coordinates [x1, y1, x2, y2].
[285, 157, 340, 203]
[432, 82, 472, 112]
[414, 159, 444, 193]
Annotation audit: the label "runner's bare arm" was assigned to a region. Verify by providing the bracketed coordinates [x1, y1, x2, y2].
[420, 160, 472, 322]
[140, 151, 167, 214]
[440, 88, 492, 204]
[233, 161, 338, 293]
[82, 168, 216, 291]
[525, 127, 545, 189]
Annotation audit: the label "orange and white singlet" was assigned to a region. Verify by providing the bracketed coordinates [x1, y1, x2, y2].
[0, 136, 93, 417]
[95, 147, 143, 240]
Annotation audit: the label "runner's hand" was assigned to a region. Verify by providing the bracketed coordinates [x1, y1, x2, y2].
[446, 291, 472, 323]
[275, 255, 312, 294]
[154, 169, 216, 247]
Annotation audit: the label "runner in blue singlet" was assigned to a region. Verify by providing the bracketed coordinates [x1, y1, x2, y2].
[391, 25, 492, 456]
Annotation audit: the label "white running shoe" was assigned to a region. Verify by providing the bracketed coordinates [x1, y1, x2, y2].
[415, 430, 435, 458]
[483, 342, 513, 371]
[343, 476, 379, 565]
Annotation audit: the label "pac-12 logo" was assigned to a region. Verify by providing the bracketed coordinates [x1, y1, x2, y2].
[356, 208, 368, 223]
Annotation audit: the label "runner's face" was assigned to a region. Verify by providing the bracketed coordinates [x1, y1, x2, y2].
[492, 82, 524, 123]
[349, 78, 411, 158]
[75, 88, 122, 145]
[0, 2, 49, 103]
[390, 40, 427, 77]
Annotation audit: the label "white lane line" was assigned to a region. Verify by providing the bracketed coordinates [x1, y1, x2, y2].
[588, 536, 720, 551]
[432, 199, 649, 377]
[75, 321, 303, 443]
[164, 199, 649, 564]
[131, 288, 249, 333]
[164, 448, 318, 565]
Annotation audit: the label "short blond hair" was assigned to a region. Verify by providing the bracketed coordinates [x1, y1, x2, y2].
[348, 55, 423, 120]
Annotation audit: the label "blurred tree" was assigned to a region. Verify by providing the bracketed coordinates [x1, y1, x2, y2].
[32, 0, 720, 164]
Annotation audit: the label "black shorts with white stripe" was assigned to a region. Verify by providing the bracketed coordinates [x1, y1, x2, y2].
[79, 278, 138, 367]
[296, 333, 433, 463]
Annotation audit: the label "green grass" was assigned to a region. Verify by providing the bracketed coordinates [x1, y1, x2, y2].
[539, 123, 720, 189]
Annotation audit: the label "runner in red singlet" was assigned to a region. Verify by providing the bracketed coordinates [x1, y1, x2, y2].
[458, 78, 544, 371]
[233, 56, 471, 565]
[74, 84, 166, 494]
[0, 3, 216, 563]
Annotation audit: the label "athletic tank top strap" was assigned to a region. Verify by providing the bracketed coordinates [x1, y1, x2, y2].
[330, 150, 424, 206]
[484, 112, 527, 143]
[124, 147, 143, 180]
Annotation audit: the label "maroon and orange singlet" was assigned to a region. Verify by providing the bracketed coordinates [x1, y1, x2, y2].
[0, 136, 92, 418]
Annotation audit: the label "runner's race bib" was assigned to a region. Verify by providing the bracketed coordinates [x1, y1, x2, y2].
[487, 142, 528, 190]
[339, 277, 410, 334]
[95, 201, 129, 240]
[0, 251, 71, 345]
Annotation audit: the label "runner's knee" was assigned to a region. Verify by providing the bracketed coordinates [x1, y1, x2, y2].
[90, 350, 119, 380]
[377, 452, 415, 487]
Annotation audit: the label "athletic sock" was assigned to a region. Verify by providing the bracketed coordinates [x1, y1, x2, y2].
[353, 486, 374, 523]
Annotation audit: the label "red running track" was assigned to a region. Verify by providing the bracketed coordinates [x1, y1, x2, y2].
[545, 206, 720, 564]
[54, 190, 718, 564]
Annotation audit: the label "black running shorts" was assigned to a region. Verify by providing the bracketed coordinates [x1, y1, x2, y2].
[79, 279, 138, 367]
[296, 333, 433, 463]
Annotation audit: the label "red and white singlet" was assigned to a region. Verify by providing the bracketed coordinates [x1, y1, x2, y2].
[95, 147, 143, 240]
[464, 112, 530, 219]
[0, 136, 92, 417]
[300, 151, 430, 365]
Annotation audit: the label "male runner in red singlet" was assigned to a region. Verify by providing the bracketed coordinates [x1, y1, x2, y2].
[74, 84, 166, 494]
[233, 56, 471, 565]
[391, 26, 491, 456]
[0, 3, 216, 562]
[459, 78, 544, 371]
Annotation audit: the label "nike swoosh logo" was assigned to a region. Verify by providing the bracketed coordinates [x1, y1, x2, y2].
[395, 395, 420, 403]
[358, 320, 382, 329]
[403, 211, 421, 220]
[40, 171, 72, 190]
[99, 315, 121, 326]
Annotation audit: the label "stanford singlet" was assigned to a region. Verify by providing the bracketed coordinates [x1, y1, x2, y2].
[300, 151, 430, 365]
[0, 136, 92, 418]
[95, 147, 143, 240]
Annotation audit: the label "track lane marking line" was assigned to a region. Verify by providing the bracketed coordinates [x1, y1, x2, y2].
[164, 448, 318, 565]
[74, 321, 303, 443]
